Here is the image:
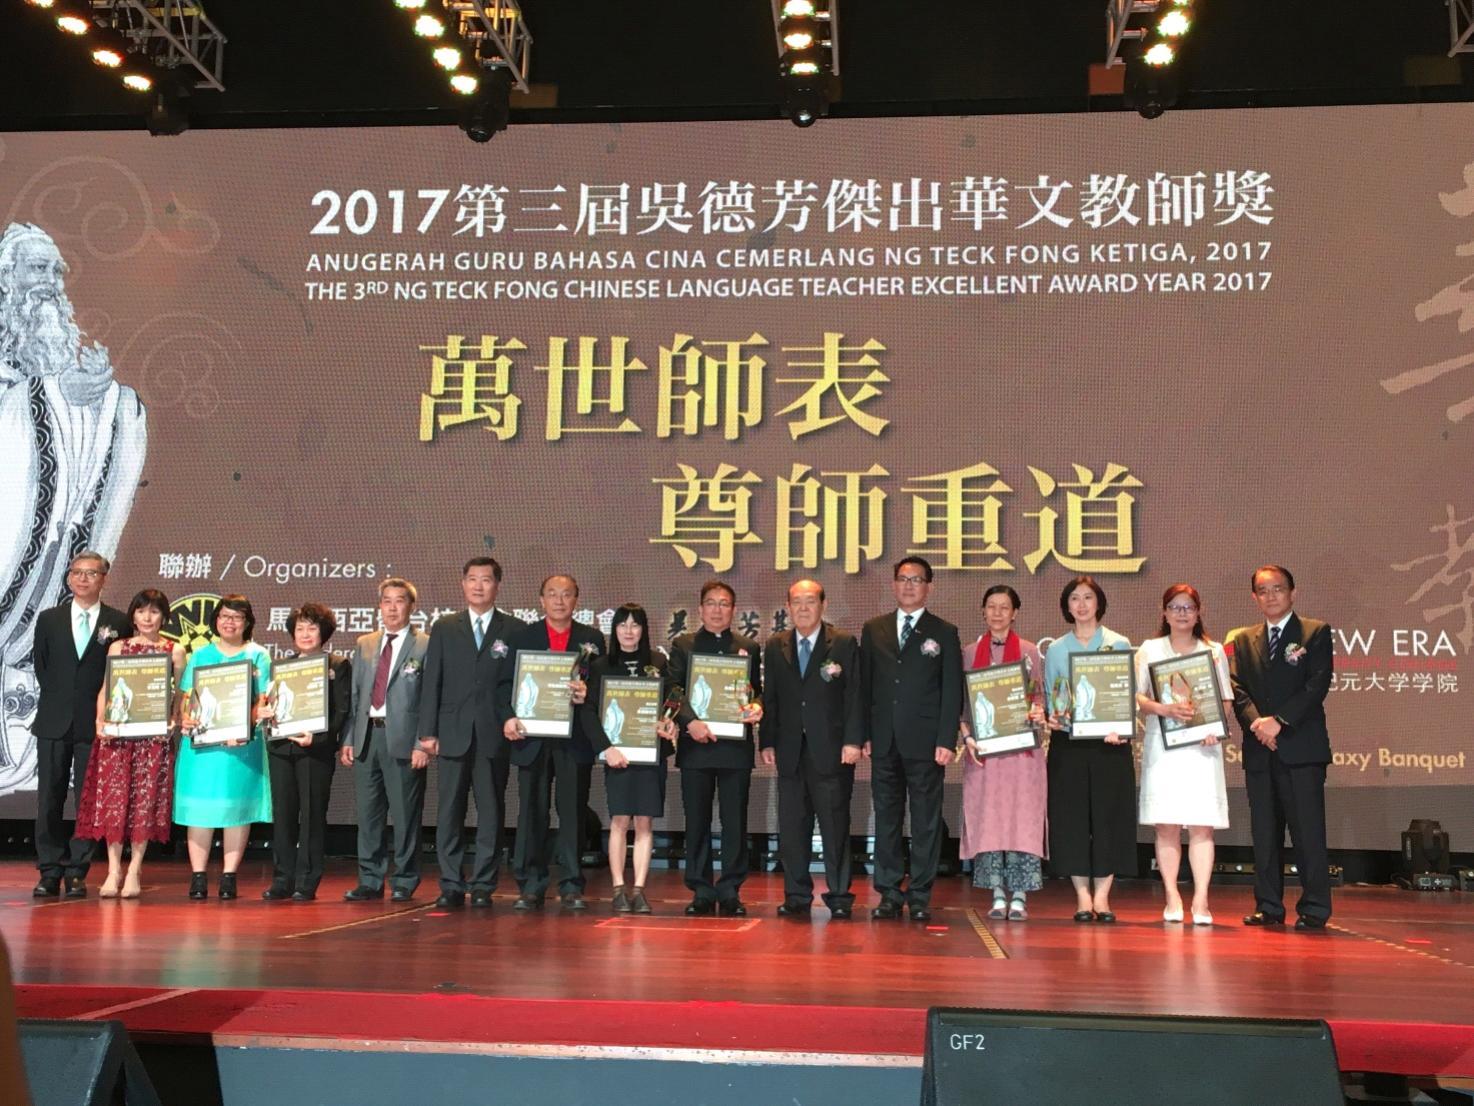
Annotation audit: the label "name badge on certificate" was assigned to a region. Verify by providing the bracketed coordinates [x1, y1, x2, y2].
[187, 660, 255, 747]
[267, 654, 330, 739]
[599, 677, 663, 765]
[1066, 650, 1136, 740]
[965, 661, 1040, 758]
[102, 654, 173, 739]
[686, 653, 752, 739]
[513, 650, 576, 737]
[1148, 650, 1228, 749]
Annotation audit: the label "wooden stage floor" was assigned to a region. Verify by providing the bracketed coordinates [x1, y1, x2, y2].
[5, 860, 1474, 1075]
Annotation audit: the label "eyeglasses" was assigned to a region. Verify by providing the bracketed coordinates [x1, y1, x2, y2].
[1254, 584, 1289, 596]
[701, 599, 734, 609]
[895, 575, 927, 585]
[215, 612, 247, 624]
[68, 568, 104, 579]
[1165, 604, 1198, 615]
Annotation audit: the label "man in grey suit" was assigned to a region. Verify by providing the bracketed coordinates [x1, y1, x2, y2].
[341, 577, 432, 902]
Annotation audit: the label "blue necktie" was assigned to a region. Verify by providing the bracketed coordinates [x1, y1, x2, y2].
[75, 609, 90, 658]
[798, 635, 811, 676]
[900, 614, 914, 647]
[474, 616, 485, 650]
[1267, 625, 1280, 661]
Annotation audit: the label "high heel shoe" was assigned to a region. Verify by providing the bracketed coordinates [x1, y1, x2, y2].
[218, 873, 238, 901]
[1192, 910, 1214, 926]
[188, 872, 208, 900]
[1162, 905, 1184, 923]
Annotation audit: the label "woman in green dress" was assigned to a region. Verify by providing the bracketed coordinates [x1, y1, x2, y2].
[175, 594, 273, 900]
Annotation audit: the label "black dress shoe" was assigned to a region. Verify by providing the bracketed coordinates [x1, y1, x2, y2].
[434, 891, 466, 908]
[513, 895, 544, 911]
[390, 889, 413, 903]
[684, 897, 716, 916]
[188, 872, 208, 900]
[873, 900, 903, 920]
[718, 898, 747, 916]
[32, 877, 60, 898]
[1294, 916, 1328, 931]
[910, 906, 933, 923]
[1073, 910, 1096, 923]
[261, 884, 292, 901]
[291, 890, 316, 902]
[343, 885, 384, 902]
[830, 905, 852, 920]
[1094, 911, 1116, 924]
[64, 876, 87, 899]
[561, 894, 588, 912]
[470, 890, 493, 908]
[777, 900, 811, 917]
[1242, 911, 1285, 927]
[218, 873, 238, 901]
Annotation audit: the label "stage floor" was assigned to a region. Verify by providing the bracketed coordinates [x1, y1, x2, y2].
[5, 860, 1474, 1076]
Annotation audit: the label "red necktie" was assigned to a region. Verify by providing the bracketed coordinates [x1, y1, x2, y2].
[371, 632, 399, 710]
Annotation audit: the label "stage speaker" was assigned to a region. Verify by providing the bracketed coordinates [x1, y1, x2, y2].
[19, 1019, 162, 1106]
[920, 1008, 1343, 1106]
[1401, 819, 1451, 875]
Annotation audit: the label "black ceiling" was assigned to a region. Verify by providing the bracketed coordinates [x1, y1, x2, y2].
[0, 0, 1466, 131]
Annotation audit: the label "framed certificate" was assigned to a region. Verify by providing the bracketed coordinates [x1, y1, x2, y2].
[102, 654, 173, 739]
[188, 660, 254, 747]
[512, 650, 576, 737]
[599, 677, 663, 765]
[1147, 649, 1228, 749]
[1067, 650, 1136, 740]
[268, 654, 330, 740]
[686, 653, 753, 739]
[965, 662, 1039, 757]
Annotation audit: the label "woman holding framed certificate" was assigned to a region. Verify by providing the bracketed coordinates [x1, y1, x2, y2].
[958, 586, 1048, 921]
[174, 594, 273, 901]
[1043, 576, 1136, 923]
[1134, 583, 1232, 926]
[75, 589, 185, 899]
[582, 604, 678, 914]
[263, 603, 352, 902]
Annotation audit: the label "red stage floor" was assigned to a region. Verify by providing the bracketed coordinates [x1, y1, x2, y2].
[4, 860, 1474, 1076]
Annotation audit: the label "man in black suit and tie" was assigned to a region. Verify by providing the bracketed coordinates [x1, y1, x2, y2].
[760, 579, 863, 919]
[1229, 564, 1334, 930]
[668, 579, 763, 916]
[503, 574, 605, 911]
[417, 557, 519, 909]
[341, 577, 431, 902]
[859, 556, 963, 922]
[31, 551, 131, 898]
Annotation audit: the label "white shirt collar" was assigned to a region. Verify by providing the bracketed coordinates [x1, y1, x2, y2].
[72, 601, 99, 623]
[897, 607, 925, 637]
[1267, 612, 1294, 635]
[797, 627, 821, 650]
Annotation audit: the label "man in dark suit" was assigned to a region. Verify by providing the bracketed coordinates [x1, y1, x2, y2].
[341, 577, 431, 903]
[760, 579, 863, 919]
[502, 574, 605, 910]
[668, 579, 763, 916]
[31, 551, 131, 898]
[1229, 564, 1334, 930]
[859, 556, 963, 922]
[417, 557, 519, 909]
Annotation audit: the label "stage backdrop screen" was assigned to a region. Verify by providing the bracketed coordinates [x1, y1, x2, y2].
[1, 104, 1470, 851]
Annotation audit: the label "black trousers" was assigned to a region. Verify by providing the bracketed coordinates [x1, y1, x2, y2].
[1246, 759, 1332, 923]
[353, 727, 427, 894]
[514, 743, 593, 898]
[680, 765, 751, 903]
[35, 733, 95, 878]
[436, 746, 509, 893]
[870, 745, 944, 908]
[776, 745, 854, 908]
[268, 746, 335, 893]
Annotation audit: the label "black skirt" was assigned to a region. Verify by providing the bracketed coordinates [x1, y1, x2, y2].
[1046, 729, 1138, 878]
[604, 762, 668, 818]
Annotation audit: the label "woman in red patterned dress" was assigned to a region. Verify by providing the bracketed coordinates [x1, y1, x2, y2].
[74, 589, 184, 898]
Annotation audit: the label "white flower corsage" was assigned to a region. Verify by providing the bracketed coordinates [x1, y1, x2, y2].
[580, 642, 598, 656]
[96, 626, 118, 644]
[402, 658, 423, 678]
[1284, 643, 1307, 666]
[491, 639, 509, 658]
[737, 648, 748, 657]
[921, 638, 940, 657]
[820, 660, 842, 682]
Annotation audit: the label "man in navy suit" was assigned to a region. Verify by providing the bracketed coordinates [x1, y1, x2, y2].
[417, 557, 519, 909]
[31, 551, 131, 898]
[1229, 564, 1334, 930]
[859, 556, 962, 922]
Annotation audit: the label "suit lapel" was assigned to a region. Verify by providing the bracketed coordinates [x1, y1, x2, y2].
[806, 625, 831, 680]
[385, 626, 416, 689]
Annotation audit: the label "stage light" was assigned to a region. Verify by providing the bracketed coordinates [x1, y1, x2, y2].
[1143, 42, 1175, 66]
[782, 45, 822, 77]
[122, 70, 153, 92]
[413, 13, 445, 37]
[394, 0, 428, 7]
[145, 73, 189, 136]
[782, 0, 816, 15]
[460, 65, 513, 143]
[781, 83, 828, 128]
[120, 53, 155, 92]
[24, 0, 57, 8]
[433, 45, 463, 70]
[56, 12, 91, 34]
[89, 27, 130, 68]
[449, 70, 479, 94]
[1158, 9, 1190, 37]
[782, 26, 815, 50]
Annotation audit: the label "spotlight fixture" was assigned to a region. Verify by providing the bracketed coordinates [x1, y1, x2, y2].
[56, 12, 91, 34]
[1143, 41, 1175, 66]
[393, 0, 428, 7]
[449, 70, 479, 94]
[1157, 9, 1190, 37]
[145, 70, 190, 135]
[772, 0, 837, 127]
[781, 83, 827, 128]
[1105, 0, 1196, 69]
[413, 13, 446, 37]
[23, 0, 57, 8]
[781, 0, 816, 15]
[433, 45, 463, 70]
[89, 27, 130, 68]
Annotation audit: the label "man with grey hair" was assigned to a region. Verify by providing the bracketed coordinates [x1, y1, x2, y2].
[0, 222, 147, 802]
[31, 551, 130, 897]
